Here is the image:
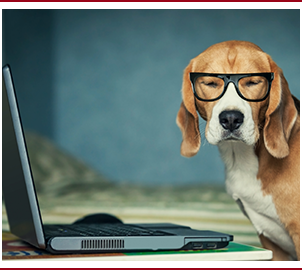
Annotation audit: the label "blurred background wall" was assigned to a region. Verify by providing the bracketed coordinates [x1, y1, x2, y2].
[2, 9, 300, 186]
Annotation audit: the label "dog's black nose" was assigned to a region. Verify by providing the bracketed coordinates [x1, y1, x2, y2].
[219, 110, 244, 132]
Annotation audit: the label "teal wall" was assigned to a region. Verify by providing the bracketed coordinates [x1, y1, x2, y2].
[3, 9, 300, 186]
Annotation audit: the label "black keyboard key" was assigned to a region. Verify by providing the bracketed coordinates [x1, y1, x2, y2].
[44, 224, 173, 238]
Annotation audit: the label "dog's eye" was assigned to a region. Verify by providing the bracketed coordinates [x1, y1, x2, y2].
[245, 80, 262, 87]
[202, 81, 217, 88]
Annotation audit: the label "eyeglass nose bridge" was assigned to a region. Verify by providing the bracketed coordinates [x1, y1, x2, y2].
[222, 78, 242, 99]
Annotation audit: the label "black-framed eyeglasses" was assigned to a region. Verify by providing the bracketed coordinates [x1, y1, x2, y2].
[190, 72, 274, 102]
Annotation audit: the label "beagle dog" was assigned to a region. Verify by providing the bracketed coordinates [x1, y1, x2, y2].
[176, 41, 300, 261]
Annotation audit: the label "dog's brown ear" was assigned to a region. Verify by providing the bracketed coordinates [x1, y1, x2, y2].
[176, 63, 201, 157]
[263, 56, 298, 159]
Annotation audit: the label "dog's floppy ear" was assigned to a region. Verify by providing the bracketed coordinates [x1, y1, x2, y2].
[263, 56, 298, 159]
[176, 62, 201, 157]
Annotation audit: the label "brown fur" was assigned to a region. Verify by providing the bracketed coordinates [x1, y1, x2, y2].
[176, 41, 300, 260]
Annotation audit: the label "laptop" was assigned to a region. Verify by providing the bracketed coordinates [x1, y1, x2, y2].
[2, 64, 233, 254]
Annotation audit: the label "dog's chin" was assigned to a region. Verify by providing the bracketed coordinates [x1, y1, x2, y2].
[222, 132, 244, 142]
[206, 127, 258, 146]
[219, 136, 246, 144]
[218, 128, 242, 142]
[206, 130, 250, 145]
[207, 135, 246, 146]
[224, 137, 242, 142]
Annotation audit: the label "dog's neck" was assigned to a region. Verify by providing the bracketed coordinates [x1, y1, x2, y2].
[217, 141, 258, 173]
[217, 141, 259, 195]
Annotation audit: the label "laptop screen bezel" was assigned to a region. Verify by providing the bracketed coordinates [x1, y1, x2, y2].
[3, 64, 46, 249]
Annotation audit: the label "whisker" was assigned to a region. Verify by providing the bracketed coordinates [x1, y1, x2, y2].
[202, 137, 208, 147]
[197, 121, 208, 147]
[258, 123, 264, 130]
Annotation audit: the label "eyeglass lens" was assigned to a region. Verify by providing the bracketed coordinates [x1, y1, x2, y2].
[194, 75, 269, 101]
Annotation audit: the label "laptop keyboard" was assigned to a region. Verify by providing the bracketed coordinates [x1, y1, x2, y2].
[44, 224, 174, 237]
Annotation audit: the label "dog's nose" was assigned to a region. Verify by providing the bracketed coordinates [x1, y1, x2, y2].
[219, 110, 244, 132]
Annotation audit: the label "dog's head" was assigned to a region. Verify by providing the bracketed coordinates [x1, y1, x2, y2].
[177, 40, 298, 158]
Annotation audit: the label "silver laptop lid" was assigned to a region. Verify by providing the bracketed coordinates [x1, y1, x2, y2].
[3, 65, 46, 249]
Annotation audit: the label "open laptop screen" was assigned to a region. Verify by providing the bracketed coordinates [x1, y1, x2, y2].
[2, 65, 46, 249]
